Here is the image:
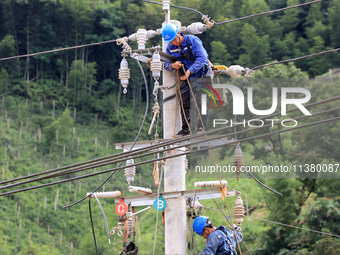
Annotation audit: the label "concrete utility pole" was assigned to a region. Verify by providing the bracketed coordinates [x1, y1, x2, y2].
[162, 18, 187, 254]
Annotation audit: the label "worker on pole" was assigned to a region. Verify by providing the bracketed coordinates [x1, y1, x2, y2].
[162, 23, 212, 136]
[193, 216, 243, 255]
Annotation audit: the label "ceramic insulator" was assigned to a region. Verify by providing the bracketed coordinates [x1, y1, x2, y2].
[151, 51, 162, 81]
[118, 58, 130, 94]
[128, 186, 152, 194]
[136, 28, 147, 50]
[125, 159, 136, 185]
[233, 145, 244, 180]
[234, 195, 245, 228]
[194, 180, 228, 188]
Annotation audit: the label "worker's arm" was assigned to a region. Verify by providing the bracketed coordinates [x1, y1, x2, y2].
[226, 226, 243, 251]
[199, 232, 223, 255]
[164, 47, 175, 72]
[188, 36, 209, 75]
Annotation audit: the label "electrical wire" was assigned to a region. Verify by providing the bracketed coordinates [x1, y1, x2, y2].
[140, 0, 323, 26]
[1, 105, 340, 193]
[140, 0, 204, 16]
[89, 198, 99, 255]
[2, 94, 340, 188]
[63, 59, 149, 209]
[90, 193, 111, 244]
[244, 215, 340, 238]
[215, 0, 324, 25]
[205, 207, 340, 238]
[1, 115, 339, 197]
[253, 48, 340, 70]
[0, 39, 118, 62]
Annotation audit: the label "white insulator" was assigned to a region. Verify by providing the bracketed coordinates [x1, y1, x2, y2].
[126, 212, 134, 238]
[118, 58, 130, 94]
[234, 195, 245, 228]
[162, 0, 171, 11]
[136, 28, 147, 50]
[185, 158, 189, 170]
[147, 30, 157, 39]
[151, 51, 162, 81]
[226, 65, 245, 77]
[233, 145, 244, 180]
[194, 180, 228, 188]
[128, 33, 137, 41]
[128, 186, 152, 194]
[191, 200, 203, 210]
[186, 22, 207, 35]
[87, 191, 121, 198]
[125, 159, 136, 185]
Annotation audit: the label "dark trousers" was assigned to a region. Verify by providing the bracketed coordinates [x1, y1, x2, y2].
[179, 80, 209, 132]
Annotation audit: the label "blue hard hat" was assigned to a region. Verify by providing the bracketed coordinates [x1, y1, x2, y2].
[161, 23, 179, 43]
[193, 216, 208, 236]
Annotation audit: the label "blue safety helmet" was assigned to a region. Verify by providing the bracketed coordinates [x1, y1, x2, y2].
[161, 23, 179, 43]
[193, 216, 209, 236]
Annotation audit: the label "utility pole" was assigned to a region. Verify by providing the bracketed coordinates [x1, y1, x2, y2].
[162, 16, 188, 254]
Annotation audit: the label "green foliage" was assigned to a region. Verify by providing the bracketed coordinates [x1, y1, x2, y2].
[0, 0, 340, 254]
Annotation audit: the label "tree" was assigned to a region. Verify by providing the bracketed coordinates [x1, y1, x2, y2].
[210, 41, 231, 66]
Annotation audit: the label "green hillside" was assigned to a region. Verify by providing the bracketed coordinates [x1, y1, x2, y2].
[1, 0, 340, 254]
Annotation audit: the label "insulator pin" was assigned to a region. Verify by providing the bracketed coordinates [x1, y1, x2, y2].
[233, 145, 244, 180]
[125, 159, 136, 186]
[194, 180, 228, 188]
[119, 58, 130, 94]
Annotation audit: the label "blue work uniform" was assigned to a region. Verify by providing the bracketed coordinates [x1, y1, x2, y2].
[199, 226, 243, 255]
[163, 33, 210, 133]
[164, 33, 210, 79]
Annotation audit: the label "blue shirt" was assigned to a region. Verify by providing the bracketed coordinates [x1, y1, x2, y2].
[199, 226, 243, 255]
[164, 33, 209, 79]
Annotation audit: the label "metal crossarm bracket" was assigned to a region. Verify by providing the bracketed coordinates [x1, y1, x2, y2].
[113, 188, 237, 207]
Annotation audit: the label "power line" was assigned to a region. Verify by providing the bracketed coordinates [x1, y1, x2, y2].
[205, 207, 340, 238]
[4, 93, 340, 187]
[64, 59, 150, 209]
[215, 0, 324, 25]
[0, 0, 324, 63]
[253, 48, 340, 70]
[140, 0, 204, 16]
[1, 102, 340, 192]
[0, 105, 336, 192]
[140, 0, 323, 25]
[0, 39, 117, 62]
[245, 215, 340, 238]
[1, 116, 339, 197]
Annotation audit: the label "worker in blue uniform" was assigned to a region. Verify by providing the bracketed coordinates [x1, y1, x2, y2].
[193, 216, 242, 255]
[162, 23, 211, 136]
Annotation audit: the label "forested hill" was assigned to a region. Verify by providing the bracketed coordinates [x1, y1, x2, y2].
[0, 0, 340, 255]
